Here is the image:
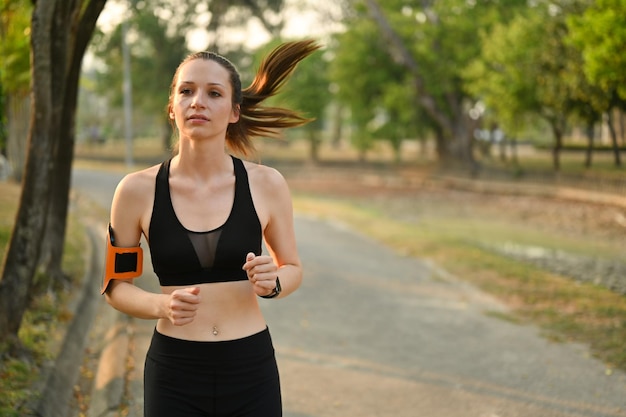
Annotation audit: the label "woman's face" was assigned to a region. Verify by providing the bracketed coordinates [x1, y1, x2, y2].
[169, 58, 239, 141]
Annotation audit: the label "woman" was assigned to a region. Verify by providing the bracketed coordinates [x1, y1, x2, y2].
[103, 40, 320, 417]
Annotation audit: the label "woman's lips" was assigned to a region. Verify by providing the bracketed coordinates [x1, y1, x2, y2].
[188, 114, 209, 121]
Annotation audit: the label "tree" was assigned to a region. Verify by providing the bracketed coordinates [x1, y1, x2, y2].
[568, 0, 626, 167]
[377, 81, 433, 163]
[466, 2, 591, 170]
[0, 0, 107, 352]
[568, 0, 626, 101]
[349, 0, 526, 167]
[38, 0, 109, 286]
[330, 17, 406, 159]
[90, 0, 201, 151]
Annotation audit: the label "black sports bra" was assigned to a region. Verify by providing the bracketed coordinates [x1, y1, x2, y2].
[148, 156, 262, 286]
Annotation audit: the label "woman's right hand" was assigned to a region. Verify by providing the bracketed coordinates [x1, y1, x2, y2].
[164, 287, 201, 326]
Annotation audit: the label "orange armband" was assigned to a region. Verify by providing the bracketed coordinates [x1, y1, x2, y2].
[101, 224, 143, 294]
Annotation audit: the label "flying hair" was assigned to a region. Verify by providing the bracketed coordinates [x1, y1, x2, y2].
[231, 39, 322, 155]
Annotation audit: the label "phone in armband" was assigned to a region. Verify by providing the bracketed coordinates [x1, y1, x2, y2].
[102, 224, 143, 294]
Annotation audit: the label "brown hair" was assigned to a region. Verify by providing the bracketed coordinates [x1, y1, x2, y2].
[168, 40, 321, 156]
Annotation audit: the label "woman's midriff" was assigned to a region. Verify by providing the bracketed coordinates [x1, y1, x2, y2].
[155, 281, 267, 342]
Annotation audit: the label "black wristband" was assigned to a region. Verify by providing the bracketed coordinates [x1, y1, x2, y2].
[260, 276, 281, 299]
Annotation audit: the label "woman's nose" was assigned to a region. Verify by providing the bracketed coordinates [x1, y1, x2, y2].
[191, 92, 206, 108]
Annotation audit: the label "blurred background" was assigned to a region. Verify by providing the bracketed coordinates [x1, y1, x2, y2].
[4, 0, 626, 177]
[1, 1, 626, 416]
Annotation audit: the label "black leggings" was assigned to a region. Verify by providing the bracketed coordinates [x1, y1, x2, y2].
[144, 327, 281, 417]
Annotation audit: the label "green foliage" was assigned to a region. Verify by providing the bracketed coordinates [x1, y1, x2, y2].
[330, 0, 529, 155]
[330, 0, 624, 165]
[0, 358, 37, 416]
[0, 0, 32, 151]
[465, 10, 547, 134]
[385, 0, 526, 114]
[0, 0, 32, 94]
[330, 15, 408, 151]
[0, 292, 66, 416]
[568, 0, 626, 100]
[465, 1, 599, 144]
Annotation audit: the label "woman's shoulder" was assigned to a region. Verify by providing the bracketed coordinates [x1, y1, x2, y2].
[114, 163, 163, 200]
[241, 159, 287, 189]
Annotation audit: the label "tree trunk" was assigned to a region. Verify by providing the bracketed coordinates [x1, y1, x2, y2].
[551, 124, 562, 171]
[584, 121, 594, 168]
[452, 116, 477, 169]
[6, 94, 30, 182]
[0, 0, 57, 346]
[617, 110, 626, 146]
[0, 0, 107, 348]
[510, 137, 518, 166]
[606, 110, 622, 167]
[308, 129, 320, 163]
[37, 75, 78, 290]
[331, 105, 343, 149]
[433, 125, 449, 161]
[38, 0, 107, 287]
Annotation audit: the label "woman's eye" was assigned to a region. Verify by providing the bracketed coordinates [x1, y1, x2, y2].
[180, 88, 192, 95]
[209, 91, 221, 97]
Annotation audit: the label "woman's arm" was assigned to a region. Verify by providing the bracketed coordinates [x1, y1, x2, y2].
[104, 169, 201, 325]
[244, 165, 302, 298]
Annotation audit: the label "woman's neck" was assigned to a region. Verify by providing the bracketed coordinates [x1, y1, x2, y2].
[173, 138, 232, 180]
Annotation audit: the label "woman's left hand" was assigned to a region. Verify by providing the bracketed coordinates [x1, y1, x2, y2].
[243, 252, 279, 296]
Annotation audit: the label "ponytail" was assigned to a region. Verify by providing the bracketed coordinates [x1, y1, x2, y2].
[228, 40, 321, 156]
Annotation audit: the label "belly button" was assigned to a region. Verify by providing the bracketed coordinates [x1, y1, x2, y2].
[212, 325, 219, 336]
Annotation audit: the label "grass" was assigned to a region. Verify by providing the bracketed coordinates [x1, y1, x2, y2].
[292, 193, 626, 371]
[0, 181, 88, 416]
[410, 214, 623, 259]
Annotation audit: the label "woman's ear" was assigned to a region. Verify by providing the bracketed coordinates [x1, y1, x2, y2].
[230, 104, 240, 123]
